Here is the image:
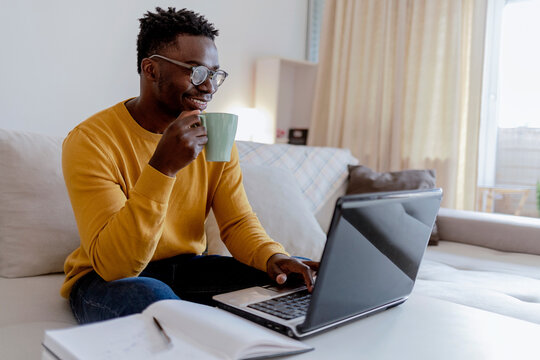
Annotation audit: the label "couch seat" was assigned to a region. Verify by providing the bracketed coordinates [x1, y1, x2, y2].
[417, 241, 540, 324]
[2, 241, 540, 359]
[0, 274, 75, 359]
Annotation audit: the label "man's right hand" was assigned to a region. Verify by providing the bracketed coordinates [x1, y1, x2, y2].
[148, 110, 208, 177]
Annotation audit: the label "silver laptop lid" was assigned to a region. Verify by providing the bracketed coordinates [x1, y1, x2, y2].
[298, 189, 442, 333]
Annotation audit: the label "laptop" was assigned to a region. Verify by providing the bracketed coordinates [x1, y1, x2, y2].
[213, 188, 443, 338]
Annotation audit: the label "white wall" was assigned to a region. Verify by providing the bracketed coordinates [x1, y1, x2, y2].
[0, 0, 308, 137]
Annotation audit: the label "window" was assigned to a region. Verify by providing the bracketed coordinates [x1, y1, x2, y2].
[478, 0, 540, 218]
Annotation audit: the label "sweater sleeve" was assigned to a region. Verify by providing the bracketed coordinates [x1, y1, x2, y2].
[211, 144, 288, 271]
[62, 129, 175, 280]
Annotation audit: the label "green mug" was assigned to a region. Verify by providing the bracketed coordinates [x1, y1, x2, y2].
[199, 112, 238, 162]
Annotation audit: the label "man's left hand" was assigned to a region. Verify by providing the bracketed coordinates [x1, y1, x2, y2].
[266, 254, 319, 292]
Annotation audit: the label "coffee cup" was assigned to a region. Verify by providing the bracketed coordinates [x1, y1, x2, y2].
[198, 112, 238, 162]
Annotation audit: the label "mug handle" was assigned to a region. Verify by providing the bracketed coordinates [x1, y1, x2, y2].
[198, 114, 206, 128]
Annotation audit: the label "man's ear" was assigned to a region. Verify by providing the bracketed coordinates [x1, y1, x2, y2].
[140, 58, 158, 82]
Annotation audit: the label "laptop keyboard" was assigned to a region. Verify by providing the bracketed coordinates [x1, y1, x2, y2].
[247, 290, 311, 320]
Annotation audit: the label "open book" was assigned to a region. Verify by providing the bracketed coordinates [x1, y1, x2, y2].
[42, 299, 313, 360]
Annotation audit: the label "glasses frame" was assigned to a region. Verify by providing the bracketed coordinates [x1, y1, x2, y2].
[149, 54, 228, 87]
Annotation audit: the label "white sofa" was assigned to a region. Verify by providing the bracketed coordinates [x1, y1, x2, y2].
[1, 129, 540, 359]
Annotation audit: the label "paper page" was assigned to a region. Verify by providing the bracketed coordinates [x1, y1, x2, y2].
[43, 314, 219, 360]
[146, 300, 312, 359]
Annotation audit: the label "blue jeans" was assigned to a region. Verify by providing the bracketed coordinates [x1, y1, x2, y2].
[69, 254, 270, 324]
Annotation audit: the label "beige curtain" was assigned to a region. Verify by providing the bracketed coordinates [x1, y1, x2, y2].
[309, 0, 488, 210]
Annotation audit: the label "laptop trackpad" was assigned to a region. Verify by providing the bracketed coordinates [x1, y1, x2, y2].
[214, 285, 306, 307]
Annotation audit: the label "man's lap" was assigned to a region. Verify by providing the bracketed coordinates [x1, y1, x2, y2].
[70, 255, 270, 324]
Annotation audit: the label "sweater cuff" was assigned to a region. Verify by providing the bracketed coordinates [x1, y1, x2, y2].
[254, 242, 290, 272]
[132, 164, 176, 204]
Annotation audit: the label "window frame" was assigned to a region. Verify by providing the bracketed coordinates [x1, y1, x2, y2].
[478, 0, 506, 188]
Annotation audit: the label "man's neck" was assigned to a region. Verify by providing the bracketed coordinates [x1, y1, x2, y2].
[125, 97, 175, 134]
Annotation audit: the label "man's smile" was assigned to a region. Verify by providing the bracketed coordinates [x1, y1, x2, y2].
[186, 96, 210, 111]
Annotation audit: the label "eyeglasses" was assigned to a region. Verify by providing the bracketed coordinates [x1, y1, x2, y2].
[149, 54, 228, 87]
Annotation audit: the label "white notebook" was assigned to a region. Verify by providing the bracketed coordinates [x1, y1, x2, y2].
[42, 299, 313, 360]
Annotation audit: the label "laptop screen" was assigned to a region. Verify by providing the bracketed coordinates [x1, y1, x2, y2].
[300, 189, 442, 332]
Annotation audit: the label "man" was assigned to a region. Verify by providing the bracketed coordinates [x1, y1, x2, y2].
[61, 7, 317, 324]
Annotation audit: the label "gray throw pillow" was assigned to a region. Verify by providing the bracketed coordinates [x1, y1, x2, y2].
[346, 165, 439, 245]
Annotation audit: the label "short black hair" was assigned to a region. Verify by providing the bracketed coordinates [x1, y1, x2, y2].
[136, 7, 219, 74]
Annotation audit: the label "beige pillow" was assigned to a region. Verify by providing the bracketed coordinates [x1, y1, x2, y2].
[207, 164, 326, 261]
[0, 129, 79, 277]
[346, 165, 439, 245]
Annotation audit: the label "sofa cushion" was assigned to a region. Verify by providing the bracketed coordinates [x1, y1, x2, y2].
[0, 129, 79, 278]
[207, 163, 327, 261]
[0, 274, 74, 326]
[237, 141, 358, 213]
[0, 274, 75, 359]
[346, 165, 439, 245]
[417, 241, 540, 325]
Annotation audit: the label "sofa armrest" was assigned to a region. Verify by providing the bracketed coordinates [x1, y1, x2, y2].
[437, 208, 540, 255]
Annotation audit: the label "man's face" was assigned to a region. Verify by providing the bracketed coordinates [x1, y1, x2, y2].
[153, 35, 220, 117]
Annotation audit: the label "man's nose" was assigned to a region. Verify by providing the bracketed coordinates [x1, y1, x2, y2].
[197, 77, 217, 94]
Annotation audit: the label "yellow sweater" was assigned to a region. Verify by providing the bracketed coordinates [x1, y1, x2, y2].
[60, 100, 287, 298]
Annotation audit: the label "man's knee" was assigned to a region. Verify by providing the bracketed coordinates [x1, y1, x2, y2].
[113, 276, 180, 310]
[71, 274, 179, 324]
